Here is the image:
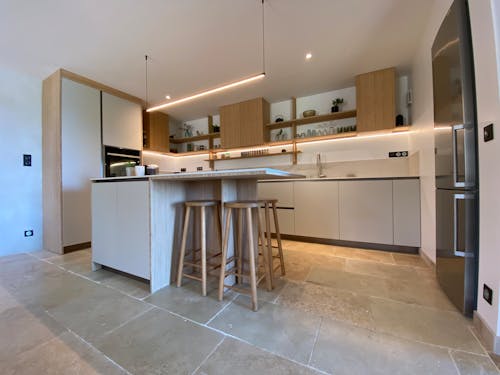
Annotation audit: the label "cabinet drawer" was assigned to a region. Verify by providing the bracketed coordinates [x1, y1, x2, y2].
[260, 207, 295, 235]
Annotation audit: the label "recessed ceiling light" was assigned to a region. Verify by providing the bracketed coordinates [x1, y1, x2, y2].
[305, 53, 312, 60]
[165, 95, 171, 100]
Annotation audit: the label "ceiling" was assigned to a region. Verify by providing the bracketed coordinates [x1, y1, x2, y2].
[0, 0, 433, 121]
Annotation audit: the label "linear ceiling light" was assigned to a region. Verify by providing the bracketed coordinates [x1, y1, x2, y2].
[147, 0, 267, 112]
[146, 73, 265, 112]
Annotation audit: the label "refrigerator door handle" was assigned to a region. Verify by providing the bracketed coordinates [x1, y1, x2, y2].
[452, 124, 465, 188]
[453, 193, 474, 257]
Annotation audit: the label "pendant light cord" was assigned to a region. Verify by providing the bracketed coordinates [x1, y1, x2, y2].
[262, 0, 265, 74]
[145, 54, 149, 106]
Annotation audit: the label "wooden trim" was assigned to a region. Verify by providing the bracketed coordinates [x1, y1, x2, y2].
[207, 151, 300, 162]
[42, 70, 63, 254]
[63, 241, 92, 253]
[60, 69, 145, 107]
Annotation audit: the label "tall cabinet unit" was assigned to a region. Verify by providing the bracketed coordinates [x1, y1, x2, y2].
[356, 67, 396, 132]
[61, 78, 101, 248]
[220, 97, 269, 148]
[42, 69, 144, 254]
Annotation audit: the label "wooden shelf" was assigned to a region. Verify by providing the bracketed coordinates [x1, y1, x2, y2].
[265, 110, 357, 129]
[170, 132, 220, 144]
[206, 151, 300, 162]
[295, 131, 357, 143]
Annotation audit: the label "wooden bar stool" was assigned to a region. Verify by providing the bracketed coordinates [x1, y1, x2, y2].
[260, 199, 286, 287]
[218, 201, 272, 311]
[176, 200, 222, 296]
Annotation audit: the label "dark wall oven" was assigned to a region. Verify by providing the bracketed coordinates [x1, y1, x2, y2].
[104, 146, 141, 177]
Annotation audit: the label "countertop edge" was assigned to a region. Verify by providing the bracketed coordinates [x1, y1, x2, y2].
[259, 176, 421, 182]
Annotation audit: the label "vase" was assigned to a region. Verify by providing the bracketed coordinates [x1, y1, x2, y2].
[331, 105, 339, 113]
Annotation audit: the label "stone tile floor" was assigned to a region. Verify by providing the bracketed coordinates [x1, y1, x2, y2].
[0, 241, 499, 374]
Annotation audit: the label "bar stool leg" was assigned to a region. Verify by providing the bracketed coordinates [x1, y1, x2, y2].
[272, 201, 286, 276]
[237, 208, 244, 284]
[218, 207, 232, 301]
[257, 207, 273, 291]
[264, 202, 274, 288]
[246, 207, 259, 311]
[177, 206, 191, 287]
[200, 206, 207, 297]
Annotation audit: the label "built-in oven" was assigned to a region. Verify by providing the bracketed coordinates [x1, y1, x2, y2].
[104, 146, 141, 177]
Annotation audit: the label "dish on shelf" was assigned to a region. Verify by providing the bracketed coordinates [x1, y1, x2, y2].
[303, 109, 316, 117]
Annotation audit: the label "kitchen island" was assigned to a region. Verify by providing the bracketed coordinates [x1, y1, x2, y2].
[91, 168, 303, 293]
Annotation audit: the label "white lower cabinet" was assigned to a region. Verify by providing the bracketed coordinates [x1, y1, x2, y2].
[92, 181, 150, 279]
[258, 178, 420, 248]
[294, 181, 340, 239]
[393, 179, 421, 247]
[339, 180, 394, 245]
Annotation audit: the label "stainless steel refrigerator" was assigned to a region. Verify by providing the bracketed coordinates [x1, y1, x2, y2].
[432, 0, 479, 317]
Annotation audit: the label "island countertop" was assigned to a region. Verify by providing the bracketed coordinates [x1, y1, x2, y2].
[91, 168, 305, 182]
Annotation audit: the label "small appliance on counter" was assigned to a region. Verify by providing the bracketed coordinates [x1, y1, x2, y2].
[145, 164, 159, 175]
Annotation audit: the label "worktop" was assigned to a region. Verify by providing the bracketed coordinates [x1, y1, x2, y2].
[260, 176, 419, 182]
[92, 168, 304, 182]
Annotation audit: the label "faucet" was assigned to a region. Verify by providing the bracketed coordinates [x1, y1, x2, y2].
[316, 153, 326, 178]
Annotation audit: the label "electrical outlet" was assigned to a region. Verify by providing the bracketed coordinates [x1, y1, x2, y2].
[483, 284, 493, 305]
[23, 154, 32, 166]
[197, 166, 203, 171]
[180, 168, 186, 172]
[24, 230, 33, 237]
[389, 151, 408, 158]
[484, 123, 494, 142]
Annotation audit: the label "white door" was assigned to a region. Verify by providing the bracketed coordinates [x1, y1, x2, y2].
[294, 181, 340, 239]
[339, 180, 393, 244]
[61, 78, 101, 247]
[102, 92, 142, 150]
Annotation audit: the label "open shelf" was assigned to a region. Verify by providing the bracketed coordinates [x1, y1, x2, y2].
[266, 110, 357, 129]
[169, 132, 220, 144]
[206, 151, 300, 162]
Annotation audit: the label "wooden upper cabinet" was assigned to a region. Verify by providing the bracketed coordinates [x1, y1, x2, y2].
[356, 67, 396, 132]
[220, 97, 270, 148]
[143, 111, 169, 152]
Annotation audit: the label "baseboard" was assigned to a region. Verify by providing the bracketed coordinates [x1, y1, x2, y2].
[473, 311, 500, 354]
[279, 234, 418, 254]
[63, 241, 91, 253]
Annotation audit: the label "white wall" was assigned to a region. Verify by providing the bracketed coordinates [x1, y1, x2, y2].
[0, 66, 42, 256]
[409, 0, 453, 263]
[470, 0, 500, 338]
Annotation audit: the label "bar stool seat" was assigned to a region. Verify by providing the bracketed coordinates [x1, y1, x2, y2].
[176, 200, 222, 296]
[259, 198, 286, 287]
[219, 200, 272, 311]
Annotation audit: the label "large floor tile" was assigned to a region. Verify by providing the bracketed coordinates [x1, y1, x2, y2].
[96, 307, 223, 375]
[46, 281, 151, 343]
[0, 284, 20, 314]
[29, 250, 61, 260]
[208, 295, 321, 364]
[344, 258, 420, 282]
[385, 277, 457, 311]
[276, 281, 374, 329]
[0, 306, 66, 363]
[392, 253, 429, 268]
[310, 318, 458, 375]
[284, 249, 345, 282]
[370, 298, 485, 354]
[195, 337, 321, 375]
[4, 331, 127, 375]
[451, 351, 500, 375]
[331, 246, 396, 264]
[307, 266, 391, 299]
[100, 272, 150, 299]
[145, 279, 232, 324]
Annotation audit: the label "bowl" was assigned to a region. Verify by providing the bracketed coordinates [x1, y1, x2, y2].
[303, 110, 316, 118]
